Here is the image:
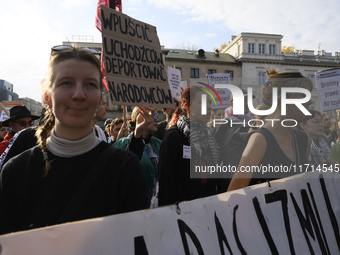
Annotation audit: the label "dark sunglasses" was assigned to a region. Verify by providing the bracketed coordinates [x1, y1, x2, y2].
[14, 120, 34, 127]
[51, 45, 101, 55]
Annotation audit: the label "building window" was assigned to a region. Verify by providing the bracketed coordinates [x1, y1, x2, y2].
[191, 68, 199, 78]
[8, 94, 13, 101]
[208, 69, 216, 74]
[238, 44, 240, 56]
[259, 44, 265, 54]
[225, 70, 234, 80]
[269, 45, 276, 55]
[258, 71, 266, 85]
[248, 43, 254, 53]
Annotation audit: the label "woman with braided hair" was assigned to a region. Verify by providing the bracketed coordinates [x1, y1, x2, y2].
[0, 46, 148, 235]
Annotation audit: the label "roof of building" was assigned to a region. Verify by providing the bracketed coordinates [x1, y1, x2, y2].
[163, 48, 239, 64]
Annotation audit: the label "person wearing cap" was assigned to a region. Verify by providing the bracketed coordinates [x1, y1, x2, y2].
[0, 105, 39, 156]
[225, 91, 253, 123]
[322, 113, 337, 146]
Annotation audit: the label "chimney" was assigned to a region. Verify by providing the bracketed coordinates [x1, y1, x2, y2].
[197, 49, 205, 58]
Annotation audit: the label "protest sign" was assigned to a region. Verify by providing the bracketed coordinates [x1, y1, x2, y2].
[0, 110, 9, 122]
[101, 6, 174, 107]
[2, 101, 24, 108]
[315, 68, 340, 112]
[0, 102, 23, 122]
[207, 73, 231, 109]
[167, 67, 181, 100]
[0, 103, 9, 122]
[0, 171, 339, 255]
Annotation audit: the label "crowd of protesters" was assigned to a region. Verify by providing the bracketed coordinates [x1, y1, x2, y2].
[0, 46, 339, 235]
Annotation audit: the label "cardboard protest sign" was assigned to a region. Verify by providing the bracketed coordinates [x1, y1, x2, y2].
[0, 110, 9, 122]
[167, 67, 181, 100]
[0, 171, 339, 255]
[207, 73, 231, 109]
[0, 102, 23, 122]
[0, 103, 9, 122]
[315, 68, 340, 112]
[101, 6, 174, 107]
[2, 101, 24, 108]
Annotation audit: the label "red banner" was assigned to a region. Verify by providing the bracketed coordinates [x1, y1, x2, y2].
[95, 0, 109, 32]
[95, 0, 123, 92]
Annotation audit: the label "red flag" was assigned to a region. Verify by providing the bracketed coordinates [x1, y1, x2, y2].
[95, 0, 109, 32]
[115, 0, 122, 12]
[95, 0, 123, 92]
[101, 50, 108, 92]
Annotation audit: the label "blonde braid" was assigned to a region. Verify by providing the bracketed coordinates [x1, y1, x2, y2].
[35, 107, 55, 176]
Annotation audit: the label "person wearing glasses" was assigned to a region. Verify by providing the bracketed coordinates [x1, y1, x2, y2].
[113, 105, 161, 204]
[0, 46, 149, 235]
[322, 113, 337, 146]
[0, 105, 39, 156]
[298, 110, 336, 168]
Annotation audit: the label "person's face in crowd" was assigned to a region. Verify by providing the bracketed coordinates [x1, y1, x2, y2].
[50, 59, 101, 135]
[300, 114, 324, 139]
[323, 115, 331, 129]
[189, 91, 211, 123]
[164, 108, 175, 118]
[213, 109, 223, 119]
[111, 122, 123, 139]
[97, 96, 110, 121]
[9, 117, 33, 133]
[146, 112, 158, 133]
[0, 126, 9, 141]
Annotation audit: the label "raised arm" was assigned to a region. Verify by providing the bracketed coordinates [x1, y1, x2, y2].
[227, 132, 267, 192]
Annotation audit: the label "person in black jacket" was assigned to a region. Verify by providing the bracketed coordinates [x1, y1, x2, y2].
[158, 86, 224, 206]
[0, 46, 148, 235]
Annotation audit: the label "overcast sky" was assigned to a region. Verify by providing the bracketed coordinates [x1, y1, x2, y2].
[1, 0, 339, 102]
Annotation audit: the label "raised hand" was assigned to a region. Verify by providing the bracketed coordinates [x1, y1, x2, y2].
[134, 105, 157, 138]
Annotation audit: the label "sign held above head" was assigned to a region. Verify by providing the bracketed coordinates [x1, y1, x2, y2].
[100, 6, 175, 108]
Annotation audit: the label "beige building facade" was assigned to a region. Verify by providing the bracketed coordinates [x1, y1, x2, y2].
[221, 32, 340, 113]
[163, 48, 242, 88]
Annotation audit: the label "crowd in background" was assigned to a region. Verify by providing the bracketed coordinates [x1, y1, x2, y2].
[0, 46, 339, 235]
